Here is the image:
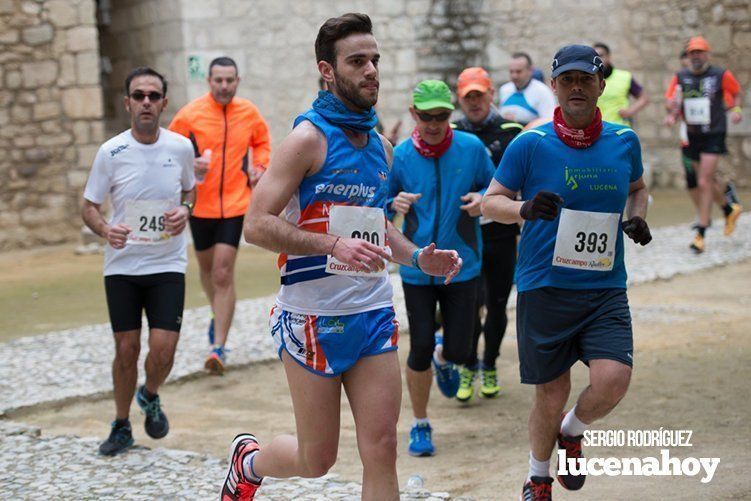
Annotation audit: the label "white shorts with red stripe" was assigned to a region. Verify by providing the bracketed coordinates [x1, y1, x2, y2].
[269, 304, 399, 376]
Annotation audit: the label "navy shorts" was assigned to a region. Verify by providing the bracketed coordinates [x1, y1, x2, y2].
[516, 287, 633, 384]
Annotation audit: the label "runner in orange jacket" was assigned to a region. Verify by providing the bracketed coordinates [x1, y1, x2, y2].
[169, 56, 271, 374]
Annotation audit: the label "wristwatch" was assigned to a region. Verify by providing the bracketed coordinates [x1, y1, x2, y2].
[181, 201, 194, 215]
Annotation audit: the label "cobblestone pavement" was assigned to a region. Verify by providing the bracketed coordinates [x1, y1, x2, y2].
[0, 217, 749, 499]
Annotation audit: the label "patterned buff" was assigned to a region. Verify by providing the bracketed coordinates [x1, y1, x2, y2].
[552, 106, 603, 149]
[411, 126, 454, 158]
[311, 90, 378, 132]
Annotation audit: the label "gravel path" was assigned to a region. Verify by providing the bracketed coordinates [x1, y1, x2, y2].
[1, 216, 749, 499]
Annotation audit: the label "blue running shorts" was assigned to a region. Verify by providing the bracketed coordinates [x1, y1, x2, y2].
[269, 305, 399, 376]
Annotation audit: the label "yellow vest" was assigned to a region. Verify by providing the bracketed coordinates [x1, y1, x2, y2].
[598, 68, 632, 126]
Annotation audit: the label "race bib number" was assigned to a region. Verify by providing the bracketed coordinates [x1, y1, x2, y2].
[124, 199, 172, 245]
[552, 208, 619, 271]
[326, 205, 387, 277]
[684, 97, 710, 125]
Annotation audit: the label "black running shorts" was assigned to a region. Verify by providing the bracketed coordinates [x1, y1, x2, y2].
[104, 272, 185, 333]
[189, 215, 244, 251]
[684, 133, 727, 161]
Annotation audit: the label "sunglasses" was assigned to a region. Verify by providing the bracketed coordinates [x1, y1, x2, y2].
[415, 110, 452, 122]
[129, 91, 163, 102]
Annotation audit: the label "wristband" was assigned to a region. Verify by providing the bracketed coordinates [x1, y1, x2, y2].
[411, 247, 423, 270]
[731, 106, 742, 113]
[181, 201, 194, 215]
[330, 237, 340, 255]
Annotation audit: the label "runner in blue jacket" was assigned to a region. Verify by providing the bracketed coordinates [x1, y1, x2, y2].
[388, 80, 495, 457]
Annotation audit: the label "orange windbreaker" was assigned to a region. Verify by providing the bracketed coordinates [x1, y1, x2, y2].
[169, 93, 271, 219]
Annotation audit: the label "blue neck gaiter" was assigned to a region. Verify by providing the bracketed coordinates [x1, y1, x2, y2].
[312, 91, 378, 132]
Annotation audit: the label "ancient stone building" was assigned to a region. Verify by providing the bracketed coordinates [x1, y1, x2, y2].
[1, 0, 750, 248]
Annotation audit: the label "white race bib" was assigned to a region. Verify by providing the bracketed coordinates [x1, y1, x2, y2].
[326, 205, 388, 277]
[552, 208, 619, 272]
[124, 199, 172, 245]
[684, 97, 710, 125]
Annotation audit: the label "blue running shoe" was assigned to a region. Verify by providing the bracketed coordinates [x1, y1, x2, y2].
[98, 420, 134, 456]
[432, 336, 460, 399]
[207, 314, 215, 346]
[408, 423, 435, 457]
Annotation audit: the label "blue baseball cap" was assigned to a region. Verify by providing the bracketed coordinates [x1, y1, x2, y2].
[551, 45, 604, 78]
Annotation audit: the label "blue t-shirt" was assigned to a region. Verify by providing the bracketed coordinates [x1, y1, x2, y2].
[494, 121, 643, 292]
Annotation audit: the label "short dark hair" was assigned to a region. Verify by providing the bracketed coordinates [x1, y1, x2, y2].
[315, 13, 373, 66]
[124, 67, 167, 96]
[680, 50, 688, 59]
[209, 57, 238, 77]
[511, 52, 532, 67]
[593, 42, 610, 55]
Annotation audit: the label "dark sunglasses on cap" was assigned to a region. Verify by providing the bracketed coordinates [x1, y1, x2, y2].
[415, 110, 452, 122]
[129, 91, 164, 102]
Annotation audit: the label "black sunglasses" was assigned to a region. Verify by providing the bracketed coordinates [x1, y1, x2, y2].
[130, 91, 163, 102]
[415, 110, 452, 122]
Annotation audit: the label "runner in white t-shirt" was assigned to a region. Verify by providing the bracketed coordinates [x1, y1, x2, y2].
[82, 67, 195, 456]
[499, 52, 556, 126]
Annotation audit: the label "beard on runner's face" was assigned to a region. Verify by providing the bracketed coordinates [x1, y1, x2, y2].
[332, 69, 378, 110]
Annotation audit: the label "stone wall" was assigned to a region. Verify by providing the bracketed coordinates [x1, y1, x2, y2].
[0, 0, 104, 249]
[2, 0, 750, 248]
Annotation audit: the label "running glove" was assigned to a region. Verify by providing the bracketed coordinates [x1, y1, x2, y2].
[519, 191, 563, 221]
[622, 216, 652, 245]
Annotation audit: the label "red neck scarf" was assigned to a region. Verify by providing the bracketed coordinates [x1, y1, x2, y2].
[552, 106, 603, 149]
[411, 126, 453, 158]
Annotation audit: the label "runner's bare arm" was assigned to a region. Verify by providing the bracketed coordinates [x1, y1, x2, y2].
[244, 122, 390, 271]
[164, 188, 196, 236]
[81, 199, 130, 249]
[481, 179, 524, 224]
[386, 221, 462, 284]
[626, 177, 649, 221]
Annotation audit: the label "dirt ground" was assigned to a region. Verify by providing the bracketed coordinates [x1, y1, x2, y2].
[19, 259, 751, 500]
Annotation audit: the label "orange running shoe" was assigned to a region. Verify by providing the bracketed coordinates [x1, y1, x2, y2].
[220, 434, 262, 501]
[205, 346, 226, 375]
[724, 203, 742, 236]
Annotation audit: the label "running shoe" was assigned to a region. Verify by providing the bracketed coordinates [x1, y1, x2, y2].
[479, 367, 501, 399]
[98, 421, 134, 456]
[408, 422, 435, 457]
[207, 314, 215, 345]
[220, 433, 262, 500]
[205, 345, 226, 375]
[135, 385, 169, 439]
[724, 203, 742, 236]
[455, 366, 476, 402]
[689, 233, 705, 254]
[432, 335, 459, 398]
[557, 415, 586, 490]
[521, 476, 553, 500]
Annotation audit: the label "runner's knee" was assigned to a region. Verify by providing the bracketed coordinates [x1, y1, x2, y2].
[407, 347, 432, 371]
[114, 336, 140, 364]
[535, 375, 571, 408]
[359, 427, 398, 466]
[591, 363, 631, 404]
[211, 264, 234, 289]
[300, 446, 337, 478]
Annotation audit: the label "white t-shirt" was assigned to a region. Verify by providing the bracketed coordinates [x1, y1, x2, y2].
[499, 78, 556, 125]
[84, 128, 195, 276]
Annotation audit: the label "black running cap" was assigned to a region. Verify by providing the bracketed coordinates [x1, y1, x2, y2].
[551, 45, 604, 78]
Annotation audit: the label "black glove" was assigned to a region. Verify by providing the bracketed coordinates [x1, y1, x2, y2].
[519, 191, 563, 221]
[622, 216, 652, 245]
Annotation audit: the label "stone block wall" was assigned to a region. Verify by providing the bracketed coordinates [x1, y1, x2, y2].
[0, 0, 103, 249]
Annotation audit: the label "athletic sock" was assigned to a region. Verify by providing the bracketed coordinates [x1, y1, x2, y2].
[413, 417, 430, 427]
[561, 405, 588, 437]
[725, 182, 740, 205]
[722, 204, 733, 217]
[528, 451, 550, 480]
[113, 417, 130, 429]
[433, 344, 447, 365]
[241, 450, 263, 484]
[141, 386, 158, 402]
[697, 226, 706, 237]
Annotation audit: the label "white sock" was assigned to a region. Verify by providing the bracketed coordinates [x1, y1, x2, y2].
[528, 451, 550, 480]
[561, 405, 588, 437]
[413, 417, 430, 427]
[433, 344, 447, 365]
[241, 450, 263, 484]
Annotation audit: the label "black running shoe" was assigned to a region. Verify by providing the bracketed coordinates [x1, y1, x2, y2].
[136, 385, 169, 439]
[98, 421, 134, 456]
[521, 476, 553, 500]
[557, 431, 586, 490]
